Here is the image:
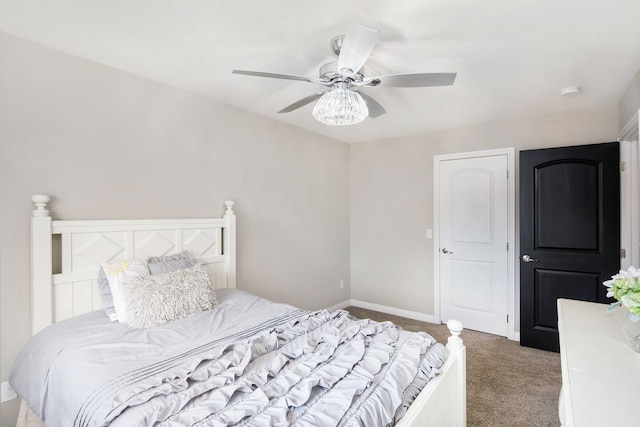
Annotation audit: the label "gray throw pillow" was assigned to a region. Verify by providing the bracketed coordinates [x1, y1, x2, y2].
[97, 267, 117, 320]
[148, 250, 196, 274]
[148, 250, 191, 263]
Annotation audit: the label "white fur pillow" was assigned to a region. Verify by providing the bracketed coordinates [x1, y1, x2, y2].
[120, 264, 217, 328]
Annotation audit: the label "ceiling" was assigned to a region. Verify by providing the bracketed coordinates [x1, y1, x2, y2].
[1, 0, 640, 143]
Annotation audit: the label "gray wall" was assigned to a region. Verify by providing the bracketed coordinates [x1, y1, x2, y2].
[350, 106, 618, 318]
[619, 67, 640, 130]
[0, 33, 350, 425]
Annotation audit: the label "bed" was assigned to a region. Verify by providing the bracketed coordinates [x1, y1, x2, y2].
[10, 195, 466, 426]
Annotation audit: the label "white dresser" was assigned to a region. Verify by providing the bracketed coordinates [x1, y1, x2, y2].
[557, 298, 640, 427]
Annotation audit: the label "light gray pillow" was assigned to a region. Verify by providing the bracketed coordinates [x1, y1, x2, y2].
[120, 264, 217, 328]
[147, 250, 191, 263]
[97, 267, 117, 320]
[148, 250, 196, 274]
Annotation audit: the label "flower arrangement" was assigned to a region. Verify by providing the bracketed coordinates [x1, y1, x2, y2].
[603, 266, 640, 316]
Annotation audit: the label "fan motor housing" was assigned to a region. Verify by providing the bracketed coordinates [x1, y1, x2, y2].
[319, 61, 365, 86]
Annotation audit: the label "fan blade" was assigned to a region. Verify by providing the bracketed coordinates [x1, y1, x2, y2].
[359, 93, 386, 118]
[337, 24, 379, 73]
[367, 72, 457, 88]
[232, 69, 319, 84]
[278, 92, 324, 113]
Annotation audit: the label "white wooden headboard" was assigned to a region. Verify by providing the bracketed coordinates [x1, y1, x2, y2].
[30, 194, 236, 335]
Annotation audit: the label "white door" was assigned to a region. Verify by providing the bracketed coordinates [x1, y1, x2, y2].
[438, 153, 509, 336]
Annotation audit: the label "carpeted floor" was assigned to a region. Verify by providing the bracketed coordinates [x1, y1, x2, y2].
[345, 306, 562, 427]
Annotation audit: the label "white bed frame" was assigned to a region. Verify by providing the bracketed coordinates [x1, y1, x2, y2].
[28, 194, 466, 426]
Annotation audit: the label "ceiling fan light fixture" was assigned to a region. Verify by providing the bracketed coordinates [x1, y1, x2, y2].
[312, 87, 369, 126]
[233, 24, 456, 122]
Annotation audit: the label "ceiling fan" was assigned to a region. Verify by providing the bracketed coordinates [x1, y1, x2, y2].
[232, 23, 457, 126]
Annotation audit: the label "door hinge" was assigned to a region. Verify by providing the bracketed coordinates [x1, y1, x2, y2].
[621, 160, 626, 172]
[507, 314, 509, 323]
[506, 242, 509, 251]
[621, 248, 627, 259]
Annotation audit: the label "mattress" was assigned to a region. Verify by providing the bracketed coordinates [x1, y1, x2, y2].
[10, 289, 447, 426]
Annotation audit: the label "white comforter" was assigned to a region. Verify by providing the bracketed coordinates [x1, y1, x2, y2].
[11, 289, 447, 427]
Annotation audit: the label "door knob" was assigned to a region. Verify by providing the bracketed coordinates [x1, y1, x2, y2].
[521, 254, 539, 263]
[442, 248, 454, 254]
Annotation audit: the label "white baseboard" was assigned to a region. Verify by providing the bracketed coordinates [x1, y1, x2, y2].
[349, 299, 440, 324]
[328, 299, 521, 340]
[325, 299, 352, 312]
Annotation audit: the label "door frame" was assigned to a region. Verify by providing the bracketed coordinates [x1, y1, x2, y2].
[434, 147, 516, 340]
[619, 110, 640, 269]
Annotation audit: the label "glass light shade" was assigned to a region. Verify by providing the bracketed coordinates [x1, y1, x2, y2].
[312, 87, 369, 126]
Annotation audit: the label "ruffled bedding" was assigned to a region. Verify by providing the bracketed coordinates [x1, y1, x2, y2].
[11, 289, 447, 426]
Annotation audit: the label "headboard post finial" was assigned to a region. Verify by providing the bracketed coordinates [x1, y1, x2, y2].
[446, 319, 464, 349]
[224, 200, 235, 216]
[32, 194, 51, 217]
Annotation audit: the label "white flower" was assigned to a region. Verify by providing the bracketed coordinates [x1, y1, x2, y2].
[628, 266, 640, 279]
[603, 266, 640, 316]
